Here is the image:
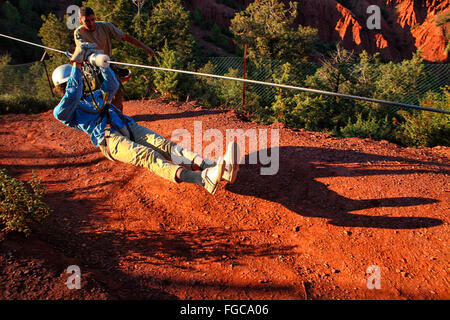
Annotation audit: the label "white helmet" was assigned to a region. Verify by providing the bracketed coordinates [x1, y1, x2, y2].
[52, 64, 72, 86]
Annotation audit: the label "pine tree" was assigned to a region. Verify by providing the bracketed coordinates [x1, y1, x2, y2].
[147, 0, 195, 58]
[230, 0, 318, 65]
[82, 0, 117, 21]
[38, 13, 73, 95]
[153, 41, 183, 99]
[1, 1, 21, 24]
[38, 13, 73, 60]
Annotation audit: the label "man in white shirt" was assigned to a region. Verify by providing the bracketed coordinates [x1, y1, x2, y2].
[74, 6, 155, 112]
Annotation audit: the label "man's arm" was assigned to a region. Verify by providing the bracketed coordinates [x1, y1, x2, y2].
[100, 66, 120, 102]
[53, 62, 83, 125]
[121, 33, 155, 57]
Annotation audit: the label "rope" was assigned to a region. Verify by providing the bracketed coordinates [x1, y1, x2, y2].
[1, 32, 449, 115]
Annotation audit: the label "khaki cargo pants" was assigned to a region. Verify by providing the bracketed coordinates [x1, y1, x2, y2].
[98, 123, 200, 183]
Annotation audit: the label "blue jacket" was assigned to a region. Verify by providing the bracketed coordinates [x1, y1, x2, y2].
[53, 66, 136, 147]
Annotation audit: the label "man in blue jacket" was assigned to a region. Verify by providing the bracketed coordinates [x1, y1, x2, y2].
[52, 44, 238, 194]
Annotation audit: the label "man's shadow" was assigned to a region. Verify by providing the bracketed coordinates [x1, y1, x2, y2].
[226, 146, 444, 229]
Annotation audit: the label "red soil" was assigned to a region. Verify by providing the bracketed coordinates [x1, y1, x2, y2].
[0, 99, 449, 300]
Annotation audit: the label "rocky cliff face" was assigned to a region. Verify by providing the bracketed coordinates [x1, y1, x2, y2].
[187, 0, 449, 62]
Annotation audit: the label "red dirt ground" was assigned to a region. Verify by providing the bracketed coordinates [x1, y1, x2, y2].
[0, 98, 449, 300]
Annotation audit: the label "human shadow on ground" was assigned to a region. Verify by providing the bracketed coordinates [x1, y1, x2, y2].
[42, 191, 298, 299]
[226, 146, 445, 229]
[0, 151, 105, 172]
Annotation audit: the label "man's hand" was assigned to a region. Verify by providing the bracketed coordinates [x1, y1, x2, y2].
[122, 34, 155, 58]
[70, 42, 98, 64]
[145, 47, 155, 58]
[73, 61, 83, 69]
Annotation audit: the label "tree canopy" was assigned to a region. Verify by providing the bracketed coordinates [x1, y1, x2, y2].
[230, 0, 318, 64]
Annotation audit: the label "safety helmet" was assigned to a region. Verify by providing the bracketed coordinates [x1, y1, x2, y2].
[52, 64, 72, 86]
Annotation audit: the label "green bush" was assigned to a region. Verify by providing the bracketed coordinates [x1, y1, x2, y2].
[0, 94, 58, 115]
[397, 87, 450, 147]
[0, 169, 52, 236]
[153, 41, 186, 100]
[340, 113, 394, 141]
[192, 7, 203, 25]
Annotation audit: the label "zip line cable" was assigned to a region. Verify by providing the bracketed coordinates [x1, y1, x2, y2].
[1, 32, 449, 115]
[110, 60, 450, 115]
[0, 33, 66, 55]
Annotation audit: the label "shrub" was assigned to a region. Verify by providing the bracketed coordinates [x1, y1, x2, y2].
[211, 23, 223, 45]
[0, 94, 58, 115]
[153, 41, 184, 99]
[397, 88, 450, 147]
[340, 113, 394, 141]
[192, 7, 203, 25]
[0, 169, 52, 236]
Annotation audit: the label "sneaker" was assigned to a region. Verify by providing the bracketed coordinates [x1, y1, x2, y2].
[222, 141, 239, 184]
[201, 156, 225, 194]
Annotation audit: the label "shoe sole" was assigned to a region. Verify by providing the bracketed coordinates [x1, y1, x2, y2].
[226, 141, 239, 184]
[206, 157, 225, 195]
[212, 158, 225, 194]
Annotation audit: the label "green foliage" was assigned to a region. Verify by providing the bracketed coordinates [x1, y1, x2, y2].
[35, 13, 73, 99]
[397, 87, 450, 147]
[374, 51, 425, 106]
[38, 13, 73, 67]
[211, 23, 223, 45]
[279, 44, 361, 131]
[0, 1, 43, 63]
[28, 62, 56, 100]
[82, 0, 119, 21]
[0, 169, 52, 236]
[271, 62, 302, 122]
[194, 61, 222, 107]
[147, 0, 195, 57]
[194, 61, 259, 111]
[1, 1, 20, 23]
[0, 94, 58, 115]
[341, 114, 394, 141]
[192, 7, 203, 25]
[230, 0, 318, 65]
[108, 0, 137, 34]
[255, 45, 449, 147]
[18, 0, 33, 22]
[0, 61, 52, 100]
[216, 67, 247, 108]
[153, 41, 184, 99]
[0, 53, 12, 66]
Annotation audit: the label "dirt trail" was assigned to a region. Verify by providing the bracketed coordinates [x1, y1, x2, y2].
[0, 99, 449, 300]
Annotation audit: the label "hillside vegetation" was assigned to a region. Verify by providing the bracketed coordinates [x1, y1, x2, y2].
[0, 0, 448, 147]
